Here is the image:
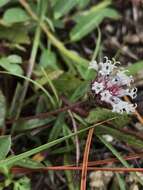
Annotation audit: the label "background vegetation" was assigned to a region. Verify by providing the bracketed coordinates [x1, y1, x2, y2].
[0, 0, 143, 189]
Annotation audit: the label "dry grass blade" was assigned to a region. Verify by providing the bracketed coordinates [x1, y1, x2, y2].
[11, 167, 143, 173]
[80, 128, 94, 190]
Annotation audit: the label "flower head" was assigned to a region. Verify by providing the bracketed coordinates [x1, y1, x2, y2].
[89, 57, 137, 114]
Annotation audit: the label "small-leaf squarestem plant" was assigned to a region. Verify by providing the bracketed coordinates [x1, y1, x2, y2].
[89, 57, 137, 114]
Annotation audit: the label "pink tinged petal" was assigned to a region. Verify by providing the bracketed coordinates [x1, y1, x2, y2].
[90, 56, 137, 114]
[107, 85, 122, 96]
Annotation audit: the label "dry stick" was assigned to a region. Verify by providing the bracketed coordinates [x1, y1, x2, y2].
[80, 128, 94, 190]
[6, 100, 85, 124]
[124, 96, 143, 124]
[10, 151, 143, 174]
[12, 167, 143, 173]
[60, 151, 143, 168]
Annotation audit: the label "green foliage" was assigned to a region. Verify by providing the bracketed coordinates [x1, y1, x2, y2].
[0, 25, 30, 44]
[0, 0, 143, 189]
[0, 91, 6, 128]
[0, 136, 11, 160]
[127, 60, 143, 75]
[0, 0, 10, 8]
[13, 177, 31, 190]
[0, 57, 23, 75]
[7, 55, 22, 64]
[15, 158, 44, 169]
[70, 4, 120, 41]
[53, 0, 77, 19]
[3, 8, 30, 24]
[39, 49, 58, 69]
[77, 0, 90, 8]
[54, 72, 82, 95]
[116, 174, 126, 190]
[86, 107, 130, 128]
[14, 118, 55, 131]
[96, 126, 143, 149]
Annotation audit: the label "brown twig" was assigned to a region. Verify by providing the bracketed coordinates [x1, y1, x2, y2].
[6, 100, 86, 124]
[11, 167, 143, 174]
[80, 128, 94, 190]
[8, 152, 143, 174]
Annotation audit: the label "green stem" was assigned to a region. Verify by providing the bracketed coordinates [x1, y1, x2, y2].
[11, 1, 48, 133]
[14, 25, 41, 119]
[19, 0, 88, 67]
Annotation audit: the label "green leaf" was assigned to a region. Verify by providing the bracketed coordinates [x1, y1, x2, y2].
[54, 72, 82, 96]
[14, 177, 30, 190]
[14, 118, 54, 131]
[39, 49, 58, 69]
[70, 8, 120, 41]
[0, 25, 30, 44]
[0, 136, 11, 160]
[77, 0, 90, 8]
[86, 107, 130, 128]
[48, 113, 65, 142]
[3, 8, 30, 24]
[116, 174, 126, 190]
[51, 145, 74, 154]
[0, 91, 6, 128]
[127, 60, 143, 75]
[0, 58, 23, 75]
[7, 55, 22, 64]
[0, 0, 10, 7]
[15, 158, 44, 169]
[53, 0, 77, 19]
[70, 81, 89, 102]
[35, 69, 63, 90]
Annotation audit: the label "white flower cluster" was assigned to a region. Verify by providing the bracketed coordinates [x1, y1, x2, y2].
[89, 57, 137, 114]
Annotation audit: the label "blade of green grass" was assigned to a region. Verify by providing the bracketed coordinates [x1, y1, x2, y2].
[116, 173, 126, 190]
[0, 117, 116, 168]
[0, 71, 56, 107]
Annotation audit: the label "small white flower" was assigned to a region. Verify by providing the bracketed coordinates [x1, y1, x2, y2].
[112, 100, 136, 114]
[92, 81, 104, 94]
[88, 60, 98, 70]
[116, 70, 134, 86]
[90, 57, 137, 114]
[99, 56, 117, 76]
